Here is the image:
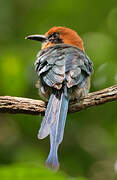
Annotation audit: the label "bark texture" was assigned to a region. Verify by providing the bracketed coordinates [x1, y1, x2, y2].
[0, 84, 117, 116]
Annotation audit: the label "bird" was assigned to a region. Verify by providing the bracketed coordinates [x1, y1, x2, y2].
[26, 26, 93, 171]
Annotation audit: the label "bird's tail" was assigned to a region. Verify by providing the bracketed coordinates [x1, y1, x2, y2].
[38, 87, 70, 171]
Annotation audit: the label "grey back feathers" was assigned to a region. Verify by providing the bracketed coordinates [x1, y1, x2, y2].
[35, 44, 93, 91]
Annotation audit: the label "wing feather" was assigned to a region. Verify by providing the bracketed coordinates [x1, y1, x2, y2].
[35, 44, 93, 90]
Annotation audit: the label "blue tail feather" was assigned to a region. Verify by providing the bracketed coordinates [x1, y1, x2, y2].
[38, 93, 59, 139]
[45, 90, 69, 170]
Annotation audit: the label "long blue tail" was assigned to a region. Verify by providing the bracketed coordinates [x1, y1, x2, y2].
[38, 88, 69, 170]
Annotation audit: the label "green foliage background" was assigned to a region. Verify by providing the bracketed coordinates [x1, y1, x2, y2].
[0, 0, 117, 179]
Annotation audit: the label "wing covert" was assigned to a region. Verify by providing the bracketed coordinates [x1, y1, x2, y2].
[35, 44, 93, 90]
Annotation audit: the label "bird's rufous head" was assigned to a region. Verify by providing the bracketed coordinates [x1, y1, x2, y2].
[26, 26, 84, 51]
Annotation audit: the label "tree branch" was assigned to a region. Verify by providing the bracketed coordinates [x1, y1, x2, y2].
[0, 84, 117, 116]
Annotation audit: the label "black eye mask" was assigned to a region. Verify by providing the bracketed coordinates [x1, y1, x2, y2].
[48, 33, 63, 44]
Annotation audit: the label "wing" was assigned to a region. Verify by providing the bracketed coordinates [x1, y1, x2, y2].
[35, 44, 93, 90]
[64, 47, 93, 88]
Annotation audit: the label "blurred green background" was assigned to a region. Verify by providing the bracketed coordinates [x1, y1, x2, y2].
[0, 0, 117, 179]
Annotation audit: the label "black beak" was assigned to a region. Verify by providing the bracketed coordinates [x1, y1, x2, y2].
[25, 35, 47, 42]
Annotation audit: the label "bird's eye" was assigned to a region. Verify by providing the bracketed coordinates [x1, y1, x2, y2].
[48, 33, 59, 39]
[48, 32, 62, 44]
[52, 33, 59, 38]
